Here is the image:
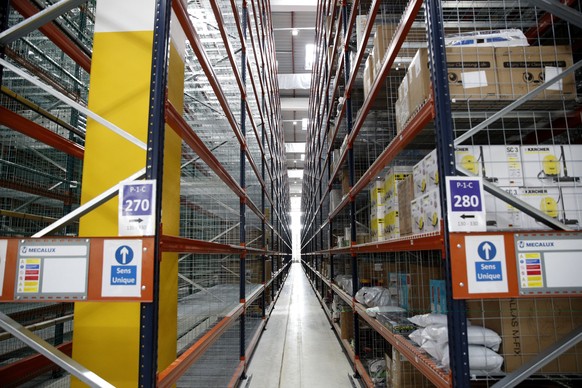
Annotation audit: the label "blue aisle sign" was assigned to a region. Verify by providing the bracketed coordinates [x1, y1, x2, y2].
[118, 180, 156, 236]
[102, 240, 142, 297]
[445, 176, 486, 232]
[465, 235, 508, 294]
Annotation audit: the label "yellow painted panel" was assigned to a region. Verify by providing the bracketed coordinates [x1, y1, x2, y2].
[73, 30, 153, 388]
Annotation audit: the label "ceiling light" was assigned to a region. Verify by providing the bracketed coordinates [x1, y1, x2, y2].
[292, 29, 299, 36]
[293, 121, 297, 125]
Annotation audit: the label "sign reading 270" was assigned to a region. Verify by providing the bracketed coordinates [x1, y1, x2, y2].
[122, 183, 154, 216]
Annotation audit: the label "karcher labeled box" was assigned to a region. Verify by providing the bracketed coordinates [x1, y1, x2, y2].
[421, 188, 441, 233]
[455, 145, 524, 186]
[520, 145, 582, 187]
[371, 204, 387, 241]
[370, 179, 385, 207]
[411, 197, 424, 234]
[423, 149, 439, 193]
[484, 187, 524, 229]
[495, 45, 576, 100]
[384, 206, 400, 239]
[412, 159, 426, 198]
[516, 187, 570, 230]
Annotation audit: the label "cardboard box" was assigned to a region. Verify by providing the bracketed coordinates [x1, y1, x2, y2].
[370, 179, 385, 207]
[373, 24, 396, 75]
[330, 189, 342, 212]
[520, 145, 582, 187]
[384, 207, 400, 239]
[407, 48, 431, 115]
[363, 53, 374, 98]
[411, 198, 424, 234]
[408, 263, 443, 314]
[446, 46, 498, 99]
[430, 279, 447, 314]
[394, 97, 408, 134]
[423, 149, 439, 192]
[421, 188, 441, 233]
[371, 204, 387, 240]
[340, 310, 354, 340]
[467, 298, 582, 373]
[397, 175, 414, 236]
[389, 349, 433, 388]
[455, 145, 524, 186]
[496, 45, 576, 100]
[484, 187, 525, 229]
[356, 15, 368, 49]
[383, 166, 413, 206]
[409, 47, 498, 103]
[412, 159, 426, 198]
[516, 187, 582, 230]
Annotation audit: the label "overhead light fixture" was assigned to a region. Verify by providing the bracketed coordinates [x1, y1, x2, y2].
[293, 121, 297, 126]
[301, 118, 308, 131]
[292, 29, 299, 36]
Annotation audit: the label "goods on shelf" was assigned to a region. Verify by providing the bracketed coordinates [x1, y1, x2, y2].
[367, 358, 387, 386]
[330, 188, 342, 213]
[467, 298, 582, 373]
[383, 207, 401, 239]
[496, 45, 576, 100]
[413, 151, 438, 198]
[421, 188, 441, 234]
[411, 197, 424, 235]
[370, 179, 385, 207]
[376, 312, 417, 335]
[445, 29, 529, 48]
[355, 286, 396, 308]
[397, 176, 414, 237]
[387, 348, 433, 388]
[340, 310, 354, 340]
[455, 145, 523, 186]
[520, 144, 582, 187]
[363, 53, 375, 99]
[408, 314, 504, 375]
[430, 279, 447, 314]
[373, 24, 396, 75]
[371, 203, 386, 241]
[395, 72, 411, 134]
[356, 15, 368, 49]
[365, 305, 406, 318]
[383, 166, 413, 207]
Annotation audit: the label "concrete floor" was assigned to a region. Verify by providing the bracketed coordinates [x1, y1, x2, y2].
[244, 262, 355, 388]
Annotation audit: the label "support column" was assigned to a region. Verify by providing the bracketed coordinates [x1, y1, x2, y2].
[72, 1, 184, 386]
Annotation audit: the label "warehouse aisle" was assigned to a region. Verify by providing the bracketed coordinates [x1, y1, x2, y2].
[245, 263, 354, 388]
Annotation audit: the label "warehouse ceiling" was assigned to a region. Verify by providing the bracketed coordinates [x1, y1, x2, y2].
[271, 0, 317, 199]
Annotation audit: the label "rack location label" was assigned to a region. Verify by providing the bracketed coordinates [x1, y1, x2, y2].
[445, 176, 486, 232]
[102, 240, 142, 297]
[465, 235, 508, 294]
[119, 180, 156, 236]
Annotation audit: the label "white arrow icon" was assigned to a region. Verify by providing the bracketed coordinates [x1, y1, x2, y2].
[482, 243, 492, 261]
[120, 247, 130, 264]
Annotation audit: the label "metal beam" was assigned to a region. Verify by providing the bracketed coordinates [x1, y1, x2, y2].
[0, 106, 84, 159]
[493, 325, 582, 387]
[0, 58, 146, 150]
[0, 312, 114, 388]
[528, 0, 582, 29]
[0, 0, 87, 44]
[10, 0, 91, 72]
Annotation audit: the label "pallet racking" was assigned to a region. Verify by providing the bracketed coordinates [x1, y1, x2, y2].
[0, 0, 291, 386]
[302, 0, 582, 386]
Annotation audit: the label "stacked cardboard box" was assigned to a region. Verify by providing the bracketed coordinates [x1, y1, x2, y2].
[466, 298, 582, 373]
[397, 175, 414, 236]
[397, 46, 576, 133]
[373, 24, 396, 75]
[410, 150, 441, 235]
[363, 53, 375, 99]
[496, 45, 576, 100]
